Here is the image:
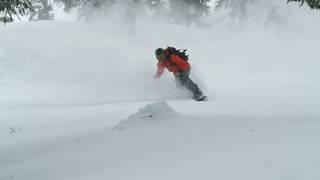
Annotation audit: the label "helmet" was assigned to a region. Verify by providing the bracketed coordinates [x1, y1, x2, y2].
[155, 48, 164, 58]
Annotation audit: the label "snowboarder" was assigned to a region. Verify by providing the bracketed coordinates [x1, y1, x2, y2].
[154, 47, 206, 101]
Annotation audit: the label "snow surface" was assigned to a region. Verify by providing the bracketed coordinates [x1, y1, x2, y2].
[1, 2, 320, 179]
[1, 102, 320, 180]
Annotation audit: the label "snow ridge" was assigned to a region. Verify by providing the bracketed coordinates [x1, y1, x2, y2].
[113, 101, 179, 130]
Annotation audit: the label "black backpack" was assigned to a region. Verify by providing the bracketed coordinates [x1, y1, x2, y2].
[166, 46, 189, 61]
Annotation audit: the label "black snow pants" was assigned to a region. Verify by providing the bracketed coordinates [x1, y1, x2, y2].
[175, 70, 202, 99]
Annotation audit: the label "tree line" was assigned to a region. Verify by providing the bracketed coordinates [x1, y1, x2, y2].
[1, 0, 319, 24]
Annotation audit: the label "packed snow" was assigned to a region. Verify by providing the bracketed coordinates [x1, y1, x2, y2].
[1, 1, 320, 180]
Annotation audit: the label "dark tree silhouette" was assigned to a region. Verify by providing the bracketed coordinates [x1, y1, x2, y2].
[0, 0, 33, 23]
[287, 0, 320, 9]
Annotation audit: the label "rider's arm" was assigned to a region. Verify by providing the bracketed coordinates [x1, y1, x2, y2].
[155, 62, 165, 79]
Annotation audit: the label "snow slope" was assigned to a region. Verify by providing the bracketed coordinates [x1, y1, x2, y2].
[1, 2, 320, 179]
[1, 102, 320, 180]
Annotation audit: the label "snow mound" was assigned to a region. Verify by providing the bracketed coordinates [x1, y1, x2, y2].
[113, 101, 179, 130]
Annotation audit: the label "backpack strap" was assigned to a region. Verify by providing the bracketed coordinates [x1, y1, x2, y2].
[164, 49, 175, 64]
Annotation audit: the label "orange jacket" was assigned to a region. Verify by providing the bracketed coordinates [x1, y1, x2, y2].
[155, 51, 190, 78]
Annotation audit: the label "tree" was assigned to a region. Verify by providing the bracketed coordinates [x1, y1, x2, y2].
[54, 0, 117, 21]
[214, 0, 286, 26]
[145, 0, 163, 7]
[57, 0, 212, 25]
[29, 0, 54, 21]
[287, 0, 320, 9]
[216, 0, 320, 13]
[215, 0, 251, 20]
[54, 0, 79, 13]
[0, 0, 33, 23]
[168, 0, 211, 25]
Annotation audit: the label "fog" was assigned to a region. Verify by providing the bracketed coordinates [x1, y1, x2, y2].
[1, 0, 320, 106]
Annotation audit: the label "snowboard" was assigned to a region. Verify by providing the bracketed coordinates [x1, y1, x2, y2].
[195, 95, 207, 101]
